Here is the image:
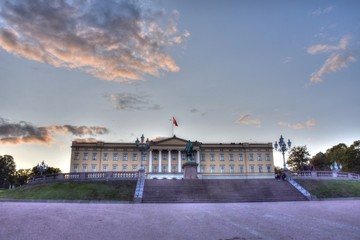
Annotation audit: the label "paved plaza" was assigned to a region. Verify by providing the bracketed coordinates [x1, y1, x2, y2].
[1, 200, 359, 240]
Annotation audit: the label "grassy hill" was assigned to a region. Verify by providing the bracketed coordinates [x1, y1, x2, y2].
[0, 180, 136, 202]
[295, 179, 360, 198]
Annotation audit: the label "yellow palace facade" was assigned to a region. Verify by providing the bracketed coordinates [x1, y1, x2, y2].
[70, 136, 275, 179]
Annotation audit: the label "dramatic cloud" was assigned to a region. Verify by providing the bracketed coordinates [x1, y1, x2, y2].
[278, 120, 316, 130]
[307, 36, 356, 84]
[0, 0, 189, 82]
[0, 117, 108, 144]
[236, 114, 261, 127]
[107, 93, 161, 110]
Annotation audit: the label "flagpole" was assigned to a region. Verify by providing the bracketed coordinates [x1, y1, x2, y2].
[170, 118, 174, 136]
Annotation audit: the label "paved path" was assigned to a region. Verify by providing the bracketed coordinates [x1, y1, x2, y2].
[1, 200, 359, 240]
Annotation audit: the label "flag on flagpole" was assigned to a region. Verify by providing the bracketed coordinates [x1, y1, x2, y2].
[172, 117, 178, 127]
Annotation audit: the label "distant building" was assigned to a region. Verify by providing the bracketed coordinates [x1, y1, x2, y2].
[70, 136, 274, 179]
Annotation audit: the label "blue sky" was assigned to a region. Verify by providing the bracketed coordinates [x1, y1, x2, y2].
[0, 0, 359, 172]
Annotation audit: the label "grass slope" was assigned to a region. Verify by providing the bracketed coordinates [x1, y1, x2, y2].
[295, 179, 360, 198]
[0, 180, 136, 201]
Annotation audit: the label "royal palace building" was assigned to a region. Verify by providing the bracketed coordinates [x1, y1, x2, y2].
[70, 136, 275, 179]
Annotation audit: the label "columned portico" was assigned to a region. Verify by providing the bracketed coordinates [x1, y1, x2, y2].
[149, 150, 153, 172]
[197, 150, 200, 172]
[168, 150, 171, 173]
[158, 150, 162, 173]
[178, 150, 181, 173]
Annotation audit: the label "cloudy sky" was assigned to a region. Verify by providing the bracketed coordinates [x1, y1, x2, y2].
[0, 0, 359, 172]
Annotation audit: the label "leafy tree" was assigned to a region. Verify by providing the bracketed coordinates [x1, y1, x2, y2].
[310, 152, 330, 171]
[346, 140, 360, 174]
[325, 143, 349, 168]
[16, 169, 32, 185]
[286, 146, 310, 171]
[0, 155, 16, 187]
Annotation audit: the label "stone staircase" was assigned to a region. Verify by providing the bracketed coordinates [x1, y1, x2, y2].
[142, 179, 308, 203]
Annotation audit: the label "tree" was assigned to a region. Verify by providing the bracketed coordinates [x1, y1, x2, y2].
[0, 155, 16, 187]
[346, 140, 360, 174]
[286, 146, 310, 171]
[16, 169, 32, 185]
[310, 152, 330, 171]
[325, 143, 348, 163]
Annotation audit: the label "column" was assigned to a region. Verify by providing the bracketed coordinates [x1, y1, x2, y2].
[178, 150, 182, 173]
[159, 150, 162, 173]
[149, 150, 153, 173]
[168, 150, 171, 173]
[197, 150, 200, 172]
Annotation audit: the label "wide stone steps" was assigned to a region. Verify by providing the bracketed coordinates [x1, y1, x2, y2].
[142, 179, 308, 203]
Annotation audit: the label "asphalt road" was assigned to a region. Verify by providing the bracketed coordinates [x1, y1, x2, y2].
[1, 200, 359, 240]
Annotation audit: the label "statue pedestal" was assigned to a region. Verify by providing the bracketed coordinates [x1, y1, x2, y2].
[182, 162, 198, 179]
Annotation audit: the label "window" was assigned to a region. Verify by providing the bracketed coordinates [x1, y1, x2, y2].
[123, 153, 128, 161]
[219, 154, 224, 161]
[74, 152, 80, 160]
[133, 153, 138, 161]
[210, 154, 215, 161]
[113, 164, 118, 171]
[122, 164, 127, 171]
[249, 153, 254, 161]
[172, 165, 177, 173]
[250, 165, 255, 173]
[103, 153, 108, 161]
[142, 153, 147, 161]
[210, 165, 216, 174]
[239, 165, 244, 173]
[220, 165, 225, 173]
[238, 153, 243, 161]
[113, 153, 118, 161]
[258, 154, 262, 161]
[153, 153, 158, 160]
[230, 165, 234, 173]
[92, 152, 97, 160]
[102, 164, 108, 172]
[182, 153, 186, 160]
[91, 164, 97, 172]
[267, 165, 271, 173]
[171, 154, 176, 161]
[200, 166, 205, 173]
[132, 165, 137, 171]
[229, 154, 234, 161]
[258, 165, 263, 173]
[162, 154, 167, 160]
[74, 164, 79, 173]
[82, 164, 87, 172]
[162, 165, 167, 173]
[153, 165, 158, 173]
[83, 152, 88, 160]
[201, 153, 206, 161]
[266, 154, 270, 161]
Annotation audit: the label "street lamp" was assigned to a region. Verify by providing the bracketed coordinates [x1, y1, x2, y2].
[274, 135, 291, 171]
[37, 161, 48, 176]
[135, 134, 150, 171]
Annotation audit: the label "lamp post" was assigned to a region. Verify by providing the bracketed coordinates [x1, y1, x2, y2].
[274, 135, 291, 171]
[135, 134, 150, 171]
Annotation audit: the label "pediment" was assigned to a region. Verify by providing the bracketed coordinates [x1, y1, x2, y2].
[151, 136, 189, 147]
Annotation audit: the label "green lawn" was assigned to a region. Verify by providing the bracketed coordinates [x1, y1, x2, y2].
[295, 179, 360, 198]
[0, 181, 136, 201]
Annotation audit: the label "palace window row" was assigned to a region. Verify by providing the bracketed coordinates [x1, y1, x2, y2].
[75, 152, 271, 162]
